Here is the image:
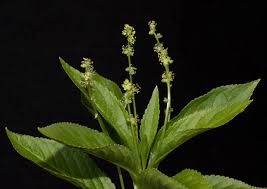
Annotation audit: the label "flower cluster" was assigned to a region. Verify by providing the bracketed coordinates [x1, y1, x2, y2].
[121, 79, 140, 106]
[148, 21, 173, 67]
[80, 58, 94, 87]
[127, 114, 138, 126]
[122, 24, 136, 57]
[148, 21, 163, 39]
[122, 24, 137, 76]
[122, 24, 136, 45]
[153, 43, 173, 66]
[162, 71, 174, 83]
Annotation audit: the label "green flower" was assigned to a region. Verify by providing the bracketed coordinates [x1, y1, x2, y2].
[121, 79, 140, 106]
[148, 20, 157, 35]
[122, 24, 136, 45]
[80, 58, 94, 87]
[122, 45, 134, 56]
[162, 71, 174, 83]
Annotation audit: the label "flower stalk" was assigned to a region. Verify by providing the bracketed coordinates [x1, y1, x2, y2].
[148, 21, 174, 162]
[121, 24, 142, 179]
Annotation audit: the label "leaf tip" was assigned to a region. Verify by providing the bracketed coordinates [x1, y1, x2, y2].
[37, 126, 43, 132]
[5, 127, 16, 142]
[5, 127, 12, 136]
[153, 85, 159, 95]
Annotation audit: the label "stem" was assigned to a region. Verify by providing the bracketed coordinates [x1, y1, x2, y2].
[127, 103, 141, 171]
[127, 55, 139, 142]
[160, 65, 172, 140]
[154, 33, 160, 43]
[165, 65, 172, 122]
[151, 33, 172, 166]
[126, 55, 141, 170]
[133, 183, 139, 189]
[127, 55, 137, 119]
[86, 87, 126, 189]
[96, 110, 126, 189]
[117, 166, 125, 189]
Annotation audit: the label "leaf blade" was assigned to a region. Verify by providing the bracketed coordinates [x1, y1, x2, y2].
[6, 128, 115, 189]
[38, 122, 137, 174]
[60, 57, 132, 148]
[136, 168, 188, 189]
[205, 174, 266, 189]
[59, 57, 122, 101]
[173, 169, 212, 189]
[90, 79, 133, 148]
[149, 80, 259, 166]
[139, 86, 160, 168]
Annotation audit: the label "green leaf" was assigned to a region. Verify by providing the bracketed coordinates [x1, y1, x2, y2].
[59, 57, 132, 148]
[173, 169, 212, 189]
[6, 128, 115, 189]
[205, 174, 266, 189]
[173, 169, 267, 189]
[38, 122, 114, 148]
[59, 57, 122, 101]
[139, 86, 160, 168]
[93, 73, 123, 100]
[149, 80, 260, 166]
[136, 168, 188, 189]
[59, 57, 88, 97]
[90, 79, 133, 148]
[38, 122, 137, 174]
[176, 79, 260, 119]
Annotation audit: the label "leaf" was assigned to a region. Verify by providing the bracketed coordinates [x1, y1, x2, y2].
[59, 57, 122, 101]
[173, 169, 267, 189]
[136, 168, 188, 189]
[59, 57, 88, 97]
[205, 174, 267, 189]
[6, 128, 115, 189]
[38, 122, 114, 148]
[38, 122, 137, 174]
[89, 79, 133, 148]
[149, 80, 260, 166]
[93, 73, 123, 100]
[59, 58, 132, 148]
[173, 169, 212, 189]
[139, 86, 160, 168]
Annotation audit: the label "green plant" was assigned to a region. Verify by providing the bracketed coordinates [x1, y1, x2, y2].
[6, 21, 266, 189]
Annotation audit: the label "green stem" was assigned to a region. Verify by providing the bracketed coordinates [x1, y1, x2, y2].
[127, 55, 139, 142]
[117, 166, 125, 189]
[151, 33, 172, 166]
[127, 103, 141, 171]
[86, 87, 126, 189]
[126, 55, 141, 170]
[127, 55, 137, 119]
[154, 33, 160, 43]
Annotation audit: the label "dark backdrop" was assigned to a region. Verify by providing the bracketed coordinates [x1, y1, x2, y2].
[0, 0, 266, 188]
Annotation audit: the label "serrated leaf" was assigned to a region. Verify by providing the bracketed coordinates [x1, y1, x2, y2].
[38, 122, 114, 148]
[139, 86, 160, 168]
[177, 79, 260, 119]
[205, 174, 266, 189]
[93, 73, 123, 100]
[136, 168, 188, 189]
[38, 123, 137, 174]
[149, 80, 260, 166]
[59, 57, 122, 101]
[60, 57, 131, 147]
[90, 79, 133, 148]
[173, 169, 212, 189]
[6, 128, 115, 189]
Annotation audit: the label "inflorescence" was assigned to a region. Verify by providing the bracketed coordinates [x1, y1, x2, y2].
[80, 58, 94, 87]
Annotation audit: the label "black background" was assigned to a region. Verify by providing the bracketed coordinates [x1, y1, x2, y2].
[0, 0, 266, 188]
